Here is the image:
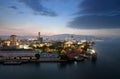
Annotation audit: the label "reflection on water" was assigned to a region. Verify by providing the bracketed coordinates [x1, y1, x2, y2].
[0, 40, 120, 79]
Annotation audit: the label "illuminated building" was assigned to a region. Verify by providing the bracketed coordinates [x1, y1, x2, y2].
[64, 41, 73, 47]
[38, 32, 40, 39]
[37, 32, 43, 43]
[18, 44, 32, 49]
[28, 37, 37, 41]
[4, 40, 10, 46]
[10, 35, 17, 46]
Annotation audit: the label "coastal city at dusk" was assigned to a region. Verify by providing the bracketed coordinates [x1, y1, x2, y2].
[0, 0, 120, 36]
[0, 0, 120, 79]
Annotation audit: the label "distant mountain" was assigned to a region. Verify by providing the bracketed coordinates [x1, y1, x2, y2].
[1, 34, 119, 42]
[48, 34, 97, 41]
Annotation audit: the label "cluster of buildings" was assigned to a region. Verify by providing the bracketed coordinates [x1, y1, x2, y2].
[0, 32, 94, 54]
[0, 32, 43, 49]
[0, 32, 43, 61]
[0, 32, 96, 62]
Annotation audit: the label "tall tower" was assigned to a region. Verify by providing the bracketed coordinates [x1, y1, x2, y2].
[38, 32, 40, 39]
[10, 35, 17, 46]
[38, 32, 43, 43]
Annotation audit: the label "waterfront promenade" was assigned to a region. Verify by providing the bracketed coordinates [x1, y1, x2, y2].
[0, 50, 67, 64]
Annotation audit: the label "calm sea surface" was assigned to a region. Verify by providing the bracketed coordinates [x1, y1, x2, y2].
[0, 40, 120, 79]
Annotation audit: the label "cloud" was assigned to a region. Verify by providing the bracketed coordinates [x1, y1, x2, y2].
[78, 0, 120, 15]
[68, 15, 120, 29]
[18, 0, 57, 16]
[68, 0, 120, 29]
[8, 5, 24, 14]
[8, 6, 18, 10]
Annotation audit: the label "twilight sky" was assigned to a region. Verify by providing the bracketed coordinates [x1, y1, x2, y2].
[0, 0, 120, 37]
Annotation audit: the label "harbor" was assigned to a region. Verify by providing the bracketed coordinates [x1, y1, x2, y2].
[0, 51, 97, 65]
[0, 33, 97, 65]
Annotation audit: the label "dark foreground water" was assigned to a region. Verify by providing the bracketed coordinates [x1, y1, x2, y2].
[0, 40, 120, 79]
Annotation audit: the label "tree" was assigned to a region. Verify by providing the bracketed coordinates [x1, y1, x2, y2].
[35, 53, 40, 60]
[58, 53, 68, 60]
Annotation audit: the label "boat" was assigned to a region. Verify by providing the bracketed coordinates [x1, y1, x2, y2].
[74, 56, 84, 61]
[3, 61, 22, 65]
[91, 53, 97, 62]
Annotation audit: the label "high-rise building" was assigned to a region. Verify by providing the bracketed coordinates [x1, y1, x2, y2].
[10, 35, 17, 46]
[38, 32, 43, 43]
[38, 32, 40, 39]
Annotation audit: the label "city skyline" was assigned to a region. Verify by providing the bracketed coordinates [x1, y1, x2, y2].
[0, 0, 120, 37]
